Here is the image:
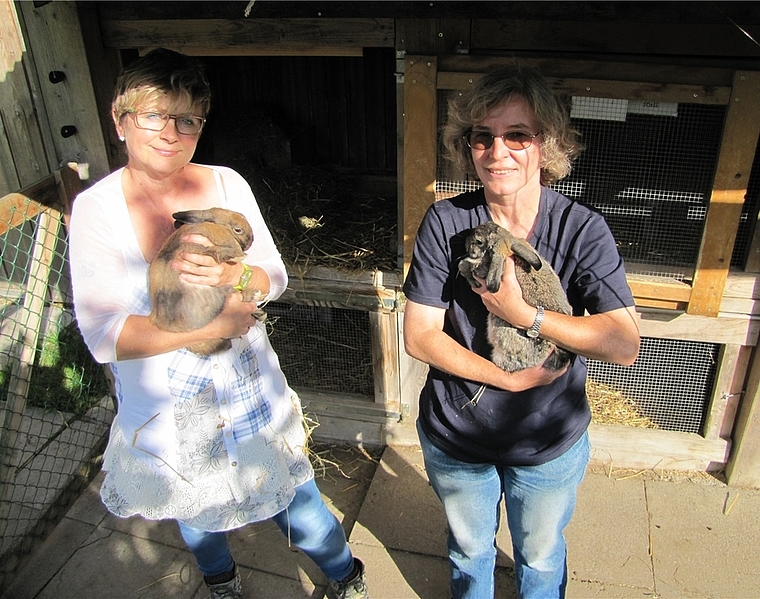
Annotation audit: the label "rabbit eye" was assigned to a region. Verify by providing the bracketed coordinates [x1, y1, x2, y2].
[233, 226, 244, 235]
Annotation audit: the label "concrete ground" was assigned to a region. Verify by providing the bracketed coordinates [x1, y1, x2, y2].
[3, 442, 760, 599]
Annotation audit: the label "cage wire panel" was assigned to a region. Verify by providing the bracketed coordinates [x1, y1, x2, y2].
[588, 337, 719, 434]
[265, 301, 375, 398]
[0, 197, 113, 592]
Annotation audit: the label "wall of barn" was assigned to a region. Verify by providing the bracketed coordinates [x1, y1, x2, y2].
[6, 1, 760, 485]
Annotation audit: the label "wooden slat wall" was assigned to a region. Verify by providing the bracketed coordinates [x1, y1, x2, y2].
[196, 52, 396, 172]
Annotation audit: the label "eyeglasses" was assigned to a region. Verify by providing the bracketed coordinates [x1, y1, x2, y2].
[131, 111, 206, 135]
[463, 130, 542, 151]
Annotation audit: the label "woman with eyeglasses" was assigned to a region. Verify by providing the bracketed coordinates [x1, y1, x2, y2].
[69, 49, 368, 599]
[402, 64, 640, 599]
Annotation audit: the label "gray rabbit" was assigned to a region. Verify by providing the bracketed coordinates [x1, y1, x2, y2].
[458, 221, 573, 372]
[149, 208, 266, 356]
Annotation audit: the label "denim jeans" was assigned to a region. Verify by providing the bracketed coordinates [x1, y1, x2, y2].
[178, 477, 354, 581]
[417, 420, 590, 599]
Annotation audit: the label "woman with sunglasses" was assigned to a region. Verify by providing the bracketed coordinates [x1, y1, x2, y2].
[69, 49, 368, 599]
[403, 64, 640, 599]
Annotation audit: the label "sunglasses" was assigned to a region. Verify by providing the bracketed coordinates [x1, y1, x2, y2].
[464, 130, 542, 151]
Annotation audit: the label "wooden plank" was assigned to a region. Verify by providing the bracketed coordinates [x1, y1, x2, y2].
[18, 1, 111, 183]
[0, 193, 43, 236]
[703, 344, 751, 441]
[369, 311, 401, 410]
[725, 342, 760, 487]
[402, 56, 438, 275]
[638, 308, 759, 346]
[100, 18, 394, 55]
[396, 18, 471, 55]
[471, 18, 760, 58]
[688, 71, 760, 316]
[627, 275, 692, 303]
[438, 72, 731, 105]
[588, 423, 730, 472]
[439, 55, 739, 88]
[0, 0, 31, 194]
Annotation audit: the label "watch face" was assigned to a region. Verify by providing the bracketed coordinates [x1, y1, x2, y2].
[527, 329, 539, 338]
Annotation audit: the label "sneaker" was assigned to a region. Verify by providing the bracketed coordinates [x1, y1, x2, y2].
[204, 567, 243, 599]
[329, 558, 369, 599]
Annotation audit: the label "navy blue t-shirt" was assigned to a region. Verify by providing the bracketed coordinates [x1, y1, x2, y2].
[403, 186, 635, 466]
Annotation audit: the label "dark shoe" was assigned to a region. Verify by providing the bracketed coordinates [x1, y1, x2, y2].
[204, 566, 243, 599]
[329, 558, 369, 599]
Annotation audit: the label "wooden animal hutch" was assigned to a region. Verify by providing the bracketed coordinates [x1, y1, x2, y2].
[6, 1, 760, 487]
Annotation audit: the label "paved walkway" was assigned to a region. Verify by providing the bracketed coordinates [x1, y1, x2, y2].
[4, 442, 760, 598]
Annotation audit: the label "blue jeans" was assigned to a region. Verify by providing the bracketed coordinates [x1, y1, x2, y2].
[178, 477, 355, 581]
[417, 421, 590, 599]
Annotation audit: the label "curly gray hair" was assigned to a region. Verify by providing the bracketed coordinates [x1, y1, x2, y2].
[441, 64, 583, 185]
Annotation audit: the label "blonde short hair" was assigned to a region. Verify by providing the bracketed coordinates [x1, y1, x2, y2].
[112, 48, 211, 123]
[441, 63, 583, 185]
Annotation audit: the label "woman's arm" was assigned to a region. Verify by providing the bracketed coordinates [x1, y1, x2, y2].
[403, 299, 568, 393]
[476, 256, 640, 366]
[115, 291, 261, 360]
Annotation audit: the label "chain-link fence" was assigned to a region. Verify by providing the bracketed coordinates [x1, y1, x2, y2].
[0, 172, 113, 593]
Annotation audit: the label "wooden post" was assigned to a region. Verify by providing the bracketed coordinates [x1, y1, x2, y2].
[688, 71, 760, 316]
[402, 55, 438, 275]
[726, 342, 760, 488]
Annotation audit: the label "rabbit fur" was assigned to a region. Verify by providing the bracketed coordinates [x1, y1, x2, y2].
[458, 221, 573, 372]
[149, 207, 266, 356]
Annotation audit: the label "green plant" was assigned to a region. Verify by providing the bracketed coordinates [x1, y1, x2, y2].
[23, 322, 110, 416]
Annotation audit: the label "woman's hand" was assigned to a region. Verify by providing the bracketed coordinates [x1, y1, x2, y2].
[202, 292, 262, 341]
[473, 256, 535, 330]
[172, 233, 242, 287]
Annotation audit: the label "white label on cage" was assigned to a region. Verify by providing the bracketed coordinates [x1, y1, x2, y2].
[570, 97, 628, 121]
[627, 100, 679, 117]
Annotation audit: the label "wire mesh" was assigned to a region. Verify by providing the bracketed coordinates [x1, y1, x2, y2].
[588, 337, 719, 434]
[437, 90, 728, 279]
[265, 301, 375, 398]
[0, 196, 113, 593]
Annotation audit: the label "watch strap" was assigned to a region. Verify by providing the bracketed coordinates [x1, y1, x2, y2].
[527, 305, 544, 338]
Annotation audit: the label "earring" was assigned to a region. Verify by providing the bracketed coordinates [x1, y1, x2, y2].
[118, 135, 125, 142]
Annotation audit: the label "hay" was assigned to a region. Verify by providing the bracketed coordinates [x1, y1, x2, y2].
[587, 379, 658, 429]
[245, 165, 397, 273]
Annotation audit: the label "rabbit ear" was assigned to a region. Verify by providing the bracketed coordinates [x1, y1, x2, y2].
[510, 240, 543, 271]
[172, 210, 213, 226]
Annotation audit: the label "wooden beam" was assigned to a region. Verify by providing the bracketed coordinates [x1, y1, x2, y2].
[471, 18, 760, 58]
[438, 72, 731, 105]
[628, 274, 692, 304]
[402, 56, 438, 276]
[588, 423, 730, 472]
[638, 308, 759, 346]
[703, 344, 750, 441]
[100, 18, 394, 55]
[688, 71, 760, 316]
[726, 344, 760, 487]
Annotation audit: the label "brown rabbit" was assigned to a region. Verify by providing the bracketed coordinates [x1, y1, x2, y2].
[149, 208, 266, 356]
[458, 220, 573, 372]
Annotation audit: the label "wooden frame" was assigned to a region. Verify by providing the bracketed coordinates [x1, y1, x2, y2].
[405, 61, 760, 319]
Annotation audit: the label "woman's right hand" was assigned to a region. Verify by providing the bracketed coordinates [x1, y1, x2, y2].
[203, 292, 262, 341]
[496, 359, 568, 393]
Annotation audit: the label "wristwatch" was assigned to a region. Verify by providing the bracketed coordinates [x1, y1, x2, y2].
[526, 305, 544, 338]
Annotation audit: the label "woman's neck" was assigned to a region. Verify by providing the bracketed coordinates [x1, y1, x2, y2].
[486, 187, 541, 239]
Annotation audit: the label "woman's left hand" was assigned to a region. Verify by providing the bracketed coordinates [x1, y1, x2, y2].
[172, 233, 241, 287]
